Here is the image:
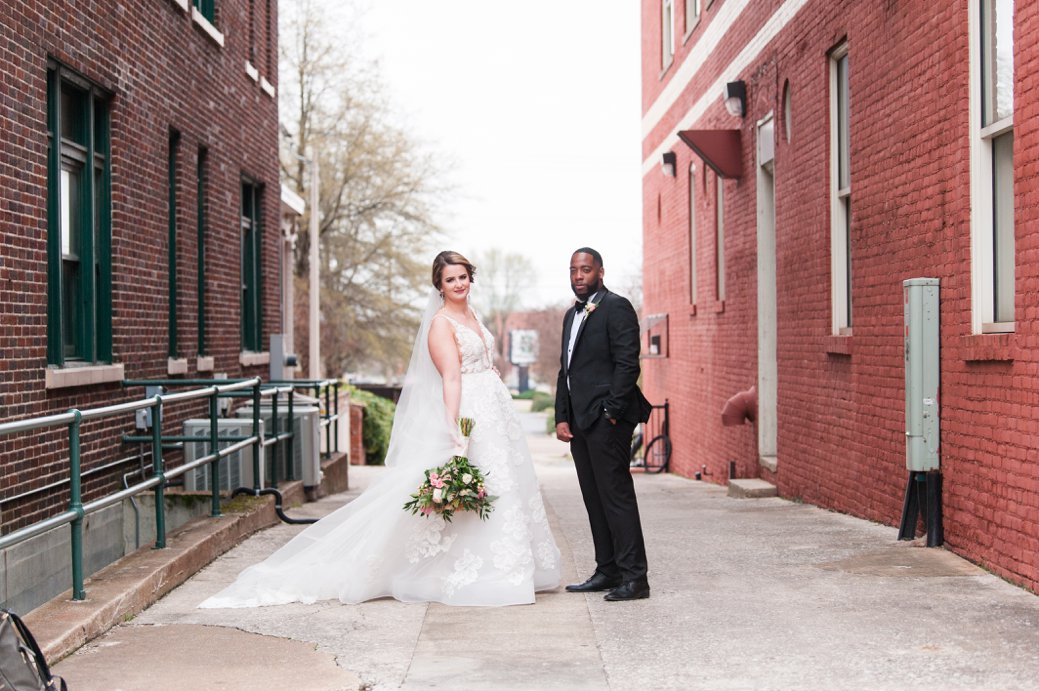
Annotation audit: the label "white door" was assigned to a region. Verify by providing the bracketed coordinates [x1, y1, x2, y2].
[756, 116, 778, 468]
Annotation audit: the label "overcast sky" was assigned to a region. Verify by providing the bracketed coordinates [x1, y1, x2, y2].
[356, 1, 644, 309]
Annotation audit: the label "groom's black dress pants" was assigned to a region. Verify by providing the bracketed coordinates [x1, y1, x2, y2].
[570, 417, 648, 582]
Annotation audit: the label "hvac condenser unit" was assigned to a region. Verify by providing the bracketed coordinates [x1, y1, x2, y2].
[182, 418, 266, 492]
[236, 404, 322, 488]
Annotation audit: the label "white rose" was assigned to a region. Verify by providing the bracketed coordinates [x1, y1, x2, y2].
[462, 473, 473, 484]
[432, 488, 443, 503]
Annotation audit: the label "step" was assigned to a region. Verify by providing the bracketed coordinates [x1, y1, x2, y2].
[727, 478, 778, 499]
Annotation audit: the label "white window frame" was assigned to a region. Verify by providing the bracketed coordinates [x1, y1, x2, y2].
[684, 0, 702, 38]
[716, 173, 725, 302]
[969, 0, 1015, 334]
[662, 0, 675, 72]
[829, 43, 851, 335]
[689, 163, 697, 305]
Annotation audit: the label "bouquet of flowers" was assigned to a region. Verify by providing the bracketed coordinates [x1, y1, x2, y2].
[403, 417, 496, 522]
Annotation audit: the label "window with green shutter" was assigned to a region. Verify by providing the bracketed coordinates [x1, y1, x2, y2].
[194, 0, 215, 23]
[240, 180, 263, 352]
[47, 62, 112, 366]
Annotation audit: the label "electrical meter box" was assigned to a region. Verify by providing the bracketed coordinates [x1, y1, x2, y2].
[903, 278, 940, 471]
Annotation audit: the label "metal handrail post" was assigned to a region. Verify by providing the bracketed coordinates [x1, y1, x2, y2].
[333, 381, 340, 453]
[270, 390, 280, 488]
[287, 389, 295, 481]
[251, 381, 261, 491]
[68, 410, 86, 600]
[323, 382, 331, 459]
[151, 395, 167, 548]
[209, 393, 221, 517]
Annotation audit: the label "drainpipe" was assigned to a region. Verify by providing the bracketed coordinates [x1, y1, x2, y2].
[721, 385, 757, 426]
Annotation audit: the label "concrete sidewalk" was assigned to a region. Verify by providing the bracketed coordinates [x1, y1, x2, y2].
[54, 410, 1039, 690]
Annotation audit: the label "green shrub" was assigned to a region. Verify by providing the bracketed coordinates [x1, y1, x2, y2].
[529, 391, 554, 413]
[512, 389, 537, 400]
[348, 386, 396, 465]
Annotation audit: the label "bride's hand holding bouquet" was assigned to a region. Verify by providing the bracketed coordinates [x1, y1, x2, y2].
[403, 417, 496, 522]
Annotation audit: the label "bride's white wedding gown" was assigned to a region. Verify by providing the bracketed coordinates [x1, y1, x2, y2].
[199, 311, 561, 608]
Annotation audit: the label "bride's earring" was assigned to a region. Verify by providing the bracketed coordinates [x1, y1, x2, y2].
[439, 291, 444, 302]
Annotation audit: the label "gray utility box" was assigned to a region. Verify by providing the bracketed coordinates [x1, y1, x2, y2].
[903, 278, 940, 471]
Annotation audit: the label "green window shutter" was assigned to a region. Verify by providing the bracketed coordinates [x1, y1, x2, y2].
[46, 63, 112, 366]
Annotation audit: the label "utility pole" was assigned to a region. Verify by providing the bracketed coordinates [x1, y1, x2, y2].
[308, 153, 321, 380]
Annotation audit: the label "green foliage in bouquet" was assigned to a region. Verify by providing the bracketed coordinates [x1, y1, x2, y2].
[403, 417, 496, 522]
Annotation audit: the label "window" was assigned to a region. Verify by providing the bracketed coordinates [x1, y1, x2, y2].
[193, 0, 214, 23]
[197, 148, 208, 354]
[168, 132, 180, 358]
[241, 180, 264, 352]
[685, 0, 701, 35]
[971, 0, 1015, 332]
[643, 314, 669, 358]
[46, 62, 112, 366]
[662, 0, 675, 70]
[716, 173, 725, 302]
[829, 44, 851, 334]
[689, 164, 697, 305]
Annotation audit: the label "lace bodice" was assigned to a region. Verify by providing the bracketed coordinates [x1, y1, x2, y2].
[436, 311, 495, 374]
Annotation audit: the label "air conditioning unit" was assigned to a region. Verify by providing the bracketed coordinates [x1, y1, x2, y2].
[182, 418, 266, 492]
[236, 403, 322, 489]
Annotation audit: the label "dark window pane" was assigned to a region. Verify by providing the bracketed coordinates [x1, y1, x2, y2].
[60, 84, 86, 145]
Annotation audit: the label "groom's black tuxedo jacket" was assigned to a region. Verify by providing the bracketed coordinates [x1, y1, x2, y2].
[555, 288, 652, 432]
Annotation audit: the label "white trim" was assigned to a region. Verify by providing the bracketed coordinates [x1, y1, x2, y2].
[644, 0, 754, 136]
[192, 7, 225, 48]
[756, 113, 777, 460]
[688, 163, 697, 306]
[245, 61, 259, 82]
[45, 363, 125, 390]
[641, 0, 811, 176]
[171, 0, 189, 12]
[167, 357, 189, 375]
[239, 351, 271, 367]
[980, 115, 1013, 139]
[969, 0, 1015, 333]
[197, 355, 215, 372]
[260, 76, 276, 98]
[830, 44, 851, 335]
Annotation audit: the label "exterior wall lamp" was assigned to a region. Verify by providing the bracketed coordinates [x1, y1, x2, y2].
[724, 80, 746, 117]
[661, 151, 677, 177]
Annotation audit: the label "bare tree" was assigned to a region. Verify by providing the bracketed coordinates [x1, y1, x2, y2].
[280, 0, 446, 379]
[470, 249, 536, 370]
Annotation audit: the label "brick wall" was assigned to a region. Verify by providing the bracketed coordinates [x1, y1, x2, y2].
[0, 0, 281, 532]
[642, 1, 1039, 591]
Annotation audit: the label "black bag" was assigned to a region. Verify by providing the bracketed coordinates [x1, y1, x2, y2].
[0, 608, 67, 691]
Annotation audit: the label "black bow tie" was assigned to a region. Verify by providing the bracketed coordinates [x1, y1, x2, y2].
[575, 300, 587, 311]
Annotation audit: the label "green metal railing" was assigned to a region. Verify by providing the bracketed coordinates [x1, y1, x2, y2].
[269, 379, 341, 460]
[0, 376, 344, 603]
[0, 378, 262, 601]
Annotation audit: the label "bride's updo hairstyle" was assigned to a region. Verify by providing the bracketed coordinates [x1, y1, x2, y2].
[431, 250, 477, 290]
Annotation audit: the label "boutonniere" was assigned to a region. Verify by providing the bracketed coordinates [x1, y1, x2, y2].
[584, 302, 598, 315]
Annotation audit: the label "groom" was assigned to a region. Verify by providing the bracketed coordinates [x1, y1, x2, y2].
[555, 247, 652, 601]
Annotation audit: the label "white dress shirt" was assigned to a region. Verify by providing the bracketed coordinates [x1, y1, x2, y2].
[566, 290, 601, 386]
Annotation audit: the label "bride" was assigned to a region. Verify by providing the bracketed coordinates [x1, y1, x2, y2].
[199, 251, 561, 607]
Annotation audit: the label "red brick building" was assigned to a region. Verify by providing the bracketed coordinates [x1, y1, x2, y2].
[0, 0, 283, 603]
[641, 1, 1039, 590]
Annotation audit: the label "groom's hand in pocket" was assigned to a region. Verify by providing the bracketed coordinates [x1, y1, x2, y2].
[555, 422, 574, 442]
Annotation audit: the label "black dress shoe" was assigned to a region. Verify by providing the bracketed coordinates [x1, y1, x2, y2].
[603, 577, 650, 601]
[565, 572, 622, 593]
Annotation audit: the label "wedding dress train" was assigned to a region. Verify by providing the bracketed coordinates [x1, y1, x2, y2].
[199, 303, 561, 608]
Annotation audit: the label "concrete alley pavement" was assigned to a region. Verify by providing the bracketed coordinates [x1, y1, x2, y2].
[55, 406, 1039, 690]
